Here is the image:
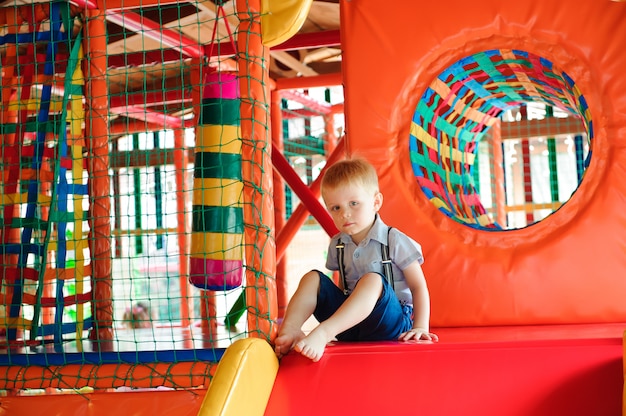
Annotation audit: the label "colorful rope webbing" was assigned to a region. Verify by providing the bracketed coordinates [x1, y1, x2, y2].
[41, 34, 91, 350]
[410, 49, 592, 229]
[0, 3, 91, 348]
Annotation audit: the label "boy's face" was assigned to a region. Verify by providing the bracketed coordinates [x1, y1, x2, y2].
[322, 182, 382, 244]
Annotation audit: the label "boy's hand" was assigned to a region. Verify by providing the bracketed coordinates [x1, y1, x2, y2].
[398, 328, 439, 342]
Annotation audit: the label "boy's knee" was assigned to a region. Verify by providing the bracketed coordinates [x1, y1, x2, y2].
[302, 270, 321, 281]
[353, 273, 385, 294]
[299, 270, 324, 288]
[359, 272, 384, 285]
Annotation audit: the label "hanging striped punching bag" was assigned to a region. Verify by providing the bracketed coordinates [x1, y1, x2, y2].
[189, 71, 244, 290]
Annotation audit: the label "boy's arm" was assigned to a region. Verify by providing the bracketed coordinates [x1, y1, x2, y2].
[399, 260, 438, 342]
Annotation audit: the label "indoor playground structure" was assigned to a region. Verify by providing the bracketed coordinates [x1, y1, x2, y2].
[1, 0, 626, 415]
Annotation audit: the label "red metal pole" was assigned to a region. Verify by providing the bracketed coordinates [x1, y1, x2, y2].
[274, 72, 342, 91]
[275, 138, 345, 262]
[272, 145, 338, 237]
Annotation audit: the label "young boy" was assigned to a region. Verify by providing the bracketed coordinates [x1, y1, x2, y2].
[274, 158, 438, 362]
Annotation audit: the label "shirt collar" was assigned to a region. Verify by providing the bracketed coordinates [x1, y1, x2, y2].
[338, 213, 389, 246]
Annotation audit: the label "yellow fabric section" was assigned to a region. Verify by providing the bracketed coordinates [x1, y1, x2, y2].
[261, 0, 313, 47]
[47, 238, 89, 252]
[1, 316, 31, 329]
[196, 125, 241, 154]
[190, 232, 244, 259]
[192, 178, 243, 207]
[431, 78, 498, 128]
[411, 122, 476, 165]
[0, 193, 51, 206]
[430, 197, 492, 227]
[44, 264, 92, 281]
[197, 338, 279, 416]
[70, 46, 85, 138]
[8, 98, 64, 112]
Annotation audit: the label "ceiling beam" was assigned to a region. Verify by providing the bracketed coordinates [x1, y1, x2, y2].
[107, 30, 341, 67]
[105, 10, 204, 59]
[109, 89, 190, 109]
[110, 105, 194, 129]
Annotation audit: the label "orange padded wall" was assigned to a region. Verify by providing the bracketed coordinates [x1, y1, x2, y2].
[339, 0, 626, 326]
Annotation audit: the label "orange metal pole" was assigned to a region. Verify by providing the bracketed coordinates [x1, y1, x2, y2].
[271, 90, 288, 319]
[323, 88, 338, 156]
[324, 115, 337, 154]
[237, 0, 277, 340]
[491, 120, 506, 227]
[173, 127, 191, 328]
[200, 290, 218, 346]
[84, 7, 113, 346]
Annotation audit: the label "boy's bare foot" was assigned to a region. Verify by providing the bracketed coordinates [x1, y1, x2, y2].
[294, 326, 333, 362]
[274, 327, 305, 358]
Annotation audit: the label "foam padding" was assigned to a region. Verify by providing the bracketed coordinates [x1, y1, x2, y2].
[198, 338, 279, 416]
[265, 331, 622, 416]
[340, 0, 626, 327]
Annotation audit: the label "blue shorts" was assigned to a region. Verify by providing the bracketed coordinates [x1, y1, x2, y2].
[312, 270, 413, 342]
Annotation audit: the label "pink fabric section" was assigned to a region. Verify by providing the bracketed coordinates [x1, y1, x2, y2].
[189, 257, 243, 290]
[203, 72, 239, 100]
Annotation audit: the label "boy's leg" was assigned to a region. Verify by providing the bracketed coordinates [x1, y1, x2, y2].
[295, 272, 383, 362]
[274, 270, 322, 358]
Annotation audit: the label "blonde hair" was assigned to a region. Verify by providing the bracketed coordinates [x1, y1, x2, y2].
[321, 158, 379, 194]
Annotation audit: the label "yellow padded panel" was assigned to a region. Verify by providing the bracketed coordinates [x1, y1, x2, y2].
[261, 0, 313, 47]
[198, 338, 279, 416]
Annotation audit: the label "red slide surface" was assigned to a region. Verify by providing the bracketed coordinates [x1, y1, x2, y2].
[265, 325, 623, 416]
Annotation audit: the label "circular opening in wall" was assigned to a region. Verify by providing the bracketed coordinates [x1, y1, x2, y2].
[409, 49, 592, 230]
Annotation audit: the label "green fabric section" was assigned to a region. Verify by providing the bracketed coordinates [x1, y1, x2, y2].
[192, 205, 244, 234]
[11, 217, 47, 231]
[0, 120, 63, 134]
[472, 147, 480, 194]
[200, 98, 241, 126]
[417, 101, 435, 129]
[47, 209, 88, 224]
[547, 137, 559, 202]
[410, 149, 442, 182]
[194, 152, 242, 180]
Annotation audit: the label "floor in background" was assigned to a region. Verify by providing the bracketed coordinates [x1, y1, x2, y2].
[284, 226, 331, 333]
[1, 226, 329, 355]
